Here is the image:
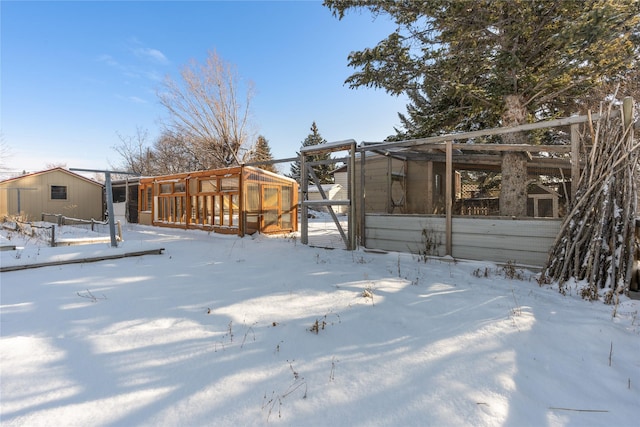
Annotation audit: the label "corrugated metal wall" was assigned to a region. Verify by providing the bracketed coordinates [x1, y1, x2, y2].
[365, 214, 562, 267]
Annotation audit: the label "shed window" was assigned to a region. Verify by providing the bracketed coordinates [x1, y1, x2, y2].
[51, 185, 67, 200]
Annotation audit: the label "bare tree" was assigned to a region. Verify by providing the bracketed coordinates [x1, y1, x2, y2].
[158, 50, 254, 169]
[152, 130, 204, 174]
[112, 127, 155, 175]
[45, 162, 68, 169]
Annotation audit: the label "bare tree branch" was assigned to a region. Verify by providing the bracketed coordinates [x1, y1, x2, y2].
[158, 50, 254, 169]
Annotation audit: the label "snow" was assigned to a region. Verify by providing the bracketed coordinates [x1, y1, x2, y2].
[1, 223, 639, 426]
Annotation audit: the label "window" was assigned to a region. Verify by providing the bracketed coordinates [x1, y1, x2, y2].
[146, 188, 152, 211]
[199, 179, 217, 193]
[51, 185, 67, 200]
[221, 176, 239, 192]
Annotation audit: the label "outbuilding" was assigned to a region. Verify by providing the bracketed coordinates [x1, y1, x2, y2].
[0, 167, 104, 221]
[138, 165, 298, 236]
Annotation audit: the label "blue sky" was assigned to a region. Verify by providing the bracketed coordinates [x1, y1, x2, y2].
[1, 0, 408, 176]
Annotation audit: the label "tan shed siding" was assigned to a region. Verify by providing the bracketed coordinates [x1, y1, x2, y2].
[0, 169, 103, 221]
[1, 174, 46, 219]
[139, 211, 152, 225]
[365, 214, 562, 266]
[40, 170, 103, 220]
[0, 188, 9, 217]
[334, 171, 348, 194]
[362, 158, 389, 212]
[359, 156, 407, 213]
[406, 160, 429, 214]
[332, 173, 349, 213]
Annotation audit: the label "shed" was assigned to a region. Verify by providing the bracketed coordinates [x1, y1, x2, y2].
[527, 183, 561, 218]
[112, 177, 140, 223]
[138, 165, 298, 236]
[0, 167, 104, 221]
[333, 154, 461, 216]
[306, 183, 346, 213]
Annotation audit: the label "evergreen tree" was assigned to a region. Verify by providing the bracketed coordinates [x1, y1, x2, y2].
[325, 0, 639, 215]
[249, 135, 278, 173]
[289, 122, 334, 184]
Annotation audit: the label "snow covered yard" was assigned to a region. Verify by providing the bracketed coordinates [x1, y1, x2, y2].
[0, 224, 638, 427]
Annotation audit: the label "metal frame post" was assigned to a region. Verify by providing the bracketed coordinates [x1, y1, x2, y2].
[70, 168, 139, 248]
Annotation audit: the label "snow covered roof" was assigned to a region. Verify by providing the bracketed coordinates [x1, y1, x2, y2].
[306, 183, 342, 193]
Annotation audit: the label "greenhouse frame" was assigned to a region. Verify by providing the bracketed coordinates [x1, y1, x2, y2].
[138, 166, 298, 236]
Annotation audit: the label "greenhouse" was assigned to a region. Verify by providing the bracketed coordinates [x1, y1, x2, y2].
[138, 166, 298, 236]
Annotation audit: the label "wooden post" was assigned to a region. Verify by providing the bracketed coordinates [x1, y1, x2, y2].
[124, 177, 129, 224]
[360, 148, 366, 248]
[623, 97, 637, 292]
[623, 96, 633, 138]
[445, 140, 453, 256]
[386, 155, 392, 213]
[570, 124, 580, 202]
[349, 141, 357, 250]
[300, 153, 308, 245]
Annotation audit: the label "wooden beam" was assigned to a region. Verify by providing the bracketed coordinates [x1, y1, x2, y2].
[300, 153, 308, 245]
[360, 111, 616, 152]
[360, 151, 366, 248]
[445, 141, 453, 255]
[571, 124, 581, 202]
[0, 248, 165, 272]
[349, 141, 357, 250]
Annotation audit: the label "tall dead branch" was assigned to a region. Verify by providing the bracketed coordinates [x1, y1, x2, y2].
[541, 97, 638, 300]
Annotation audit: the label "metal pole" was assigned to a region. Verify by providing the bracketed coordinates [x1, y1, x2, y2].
[105, 172, 117, 247]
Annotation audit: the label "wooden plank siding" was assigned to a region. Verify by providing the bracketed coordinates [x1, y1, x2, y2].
[359, 157, 402, 213]
[365, 214, 562, 266]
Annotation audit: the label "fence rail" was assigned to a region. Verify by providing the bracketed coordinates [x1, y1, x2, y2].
[2, 219, 56, 247]
[2, 214, 121, 247]
[41, 212, 109, 230]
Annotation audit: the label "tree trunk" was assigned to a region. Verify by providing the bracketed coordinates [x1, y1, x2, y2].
[500, 94, 528, 217]
[500, 152, 528, 216]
